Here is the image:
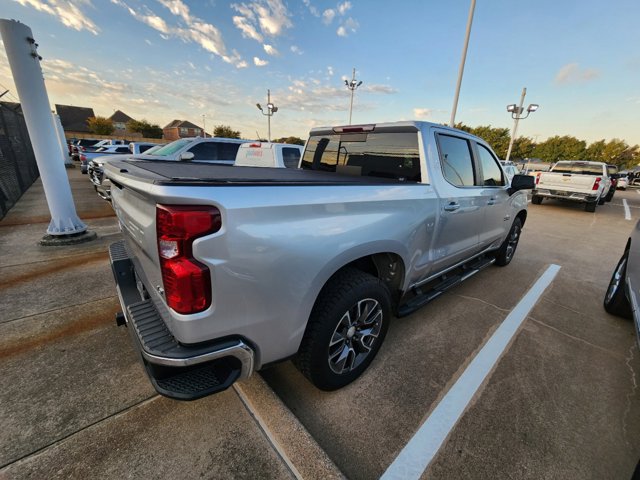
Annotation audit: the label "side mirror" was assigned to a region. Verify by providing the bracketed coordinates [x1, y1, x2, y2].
[179, 151, 195, 161]
[508, 174, 535, 195]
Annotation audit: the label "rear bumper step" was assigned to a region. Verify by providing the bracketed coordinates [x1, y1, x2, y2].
[109, 240, 254, 400]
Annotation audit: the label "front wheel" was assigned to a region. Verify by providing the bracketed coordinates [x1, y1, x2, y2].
[294, 268, 391, 391]
[531, 195, 543, 205]
[585, 201, 597, 212]
[604, 250, 632, 318]
[495, 217, 522, 266]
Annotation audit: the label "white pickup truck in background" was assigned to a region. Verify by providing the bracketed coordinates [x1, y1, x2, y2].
[234, 142, 304, 168]
[532, 160, 611, 212]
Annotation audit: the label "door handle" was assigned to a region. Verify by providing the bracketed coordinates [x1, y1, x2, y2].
[488, 197, 496, 205]
[444, 202, 460, 212]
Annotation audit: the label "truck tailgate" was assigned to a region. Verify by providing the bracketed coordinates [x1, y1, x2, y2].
[537, 172, 598, 192]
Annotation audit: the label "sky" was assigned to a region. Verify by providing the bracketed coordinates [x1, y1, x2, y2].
[1, 0, 639, 145]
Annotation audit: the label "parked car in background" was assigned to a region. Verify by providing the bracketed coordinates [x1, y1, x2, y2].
[499, 160, 520, 182]
[128, 142, 160, 155]
[81, 139, 127, 154]
[603, 164, 619, 202]
[80, 145, 132, 173]
[140, 137, 246, 164]
[89, 144, 165, 200]
[532, 160, 611, 212]
[234, 142, 304, 168]
[617, 174, 629, 190]
[71, 138, 100, 161]
[604, 219, 640, 347]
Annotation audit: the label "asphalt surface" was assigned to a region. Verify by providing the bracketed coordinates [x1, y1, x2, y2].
[2, 167, 639, 479]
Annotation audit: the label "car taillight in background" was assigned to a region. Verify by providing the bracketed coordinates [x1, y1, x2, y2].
[592, 177, 602, 190]
[535, 172, 541, 185]
[156, 205, 221, 314]
[80, 154, 86, 163]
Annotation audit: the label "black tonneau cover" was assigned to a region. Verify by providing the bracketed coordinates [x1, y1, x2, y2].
[113, 159, 404, 186]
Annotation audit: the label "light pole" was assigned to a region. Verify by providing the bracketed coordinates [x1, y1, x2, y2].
[345, 68, 362, 125]
[505, 87, 538, 162]
[256, 89, 278, 142]
[202, 114, 206, 137]
[449, 0, 476, 127]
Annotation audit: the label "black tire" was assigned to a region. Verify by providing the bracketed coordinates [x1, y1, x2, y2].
[531, 195, 543, 205]
[495, 217, 522, 266]
[598, 195, 606, 205]
[605, 190, 614, 202]
[585, 201, 597, 212]
[604, 250, 632, 318]
[294, 268, 391, 391]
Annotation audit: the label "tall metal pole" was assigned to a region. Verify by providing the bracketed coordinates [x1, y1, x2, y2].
[0, 19, 89, 240]
[202, 114, 206, 137]
[348, 68, 356, 125]
[267, 89, 271, 142]
[52, 113, 71, 166]
[449, 0, 476, 127]
[505, 87, 527, 162]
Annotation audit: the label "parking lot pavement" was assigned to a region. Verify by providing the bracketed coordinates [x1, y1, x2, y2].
[0, 168, 342, 480]
[263, 190, 640, 479]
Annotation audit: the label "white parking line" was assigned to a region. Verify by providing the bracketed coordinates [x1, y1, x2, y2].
[623, 199, 631, 220]
[380, 264, 561, 480]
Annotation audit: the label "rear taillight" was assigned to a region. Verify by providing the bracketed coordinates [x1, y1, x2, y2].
[156, 205, 221, 314]
[535, 172, 541, 185]
[80, 154, 86, 162]
[80, 146, 86, 152]
[592, 177, 601, 190]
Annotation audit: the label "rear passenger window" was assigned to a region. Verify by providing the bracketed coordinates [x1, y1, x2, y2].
[477, 144, 505, 186]
[115, 147, 130, 153]
[188, 142, 219, 160]
[282, 147, 301, 168]
[437, 135, 475, 187]
[219, 142, 241, 160]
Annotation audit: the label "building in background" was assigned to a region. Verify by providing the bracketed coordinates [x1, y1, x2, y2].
[55, 104, 95, 133]
[108, 110, 135, 135]
[163, 119, 205, 141]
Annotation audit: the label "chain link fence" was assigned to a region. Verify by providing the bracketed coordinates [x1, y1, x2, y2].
[0, 103, 38, 220]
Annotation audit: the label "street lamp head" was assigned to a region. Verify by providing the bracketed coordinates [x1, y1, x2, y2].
[271, 106, 278, 113]
[344, 79, 349, 86]
[506, 104, 517, 113]
[256, 103, 262, 111]
[527, 104, 539, 112]
[267, 102, 274, 110]
[356, 80, 363, 87]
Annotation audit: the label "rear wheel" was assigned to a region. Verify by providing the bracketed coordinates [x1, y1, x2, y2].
[495, 218, 522, 266]
[585, 201, 597, 212]
[294, 268, 391, 391]
[598, 195, 606, 205]
[605, 190, 614, 202]
[531, 195, 543, 205]
[604, 250, 632, 318]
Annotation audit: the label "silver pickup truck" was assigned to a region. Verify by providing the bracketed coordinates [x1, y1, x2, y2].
[105, 121, 534, 400]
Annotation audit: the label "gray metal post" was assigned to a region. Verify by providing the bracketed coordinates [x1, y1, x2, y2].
[267, 89, 271, 142]
[449, 0, 476, 127]
[53, 113, 71, 166]
[0, 19, 90, 241]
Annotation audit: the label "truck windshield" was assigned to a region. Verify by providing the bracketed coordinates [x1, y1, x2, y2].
[300, 132, 420, 182]
[150, 138, 193, 157]
[552, 162, 603, 175]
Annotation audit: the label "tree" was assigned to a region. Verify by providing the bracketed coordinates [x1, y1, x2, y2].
[214, 125, 241, 139]
[533, 136, 587, 163]
[126, 119, 163, 138]
[87, 116, 114, 135]
[272, 136, 305, 145]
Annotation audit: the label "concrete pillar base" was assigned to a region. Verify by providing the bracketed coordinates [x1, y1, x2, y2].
[39, 230, 97, 246]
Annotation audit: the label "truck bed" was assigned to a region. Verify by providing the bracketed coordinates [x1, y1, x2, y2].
[107, 159, 404, 186]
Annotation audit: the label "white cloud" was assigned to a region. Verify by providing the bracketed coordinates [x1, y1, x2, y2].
[555, 63, 600, 85]
[337, 1, 351, 15]
[144, 38, 153, 45]
[112, 0, 245, 67]
[327, 66, 334, 76]
[13, 0, 99, 34]
[413, 108, 432, 119]
[290, 45, 303, 55]
[231, 0, 292, 42]
[253, 56, 268, 66]
[336, 25, 346, 37]
[236, 60, 249, 68]
[322, 9, 336, 24]
[365, 84, 397, 94]
[263, 44, 279, 56]
[303, 0, 319, 16]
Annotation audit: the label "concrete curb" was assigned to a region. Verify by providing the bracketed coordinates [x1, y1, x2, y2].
[234, 375, 345, 480]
